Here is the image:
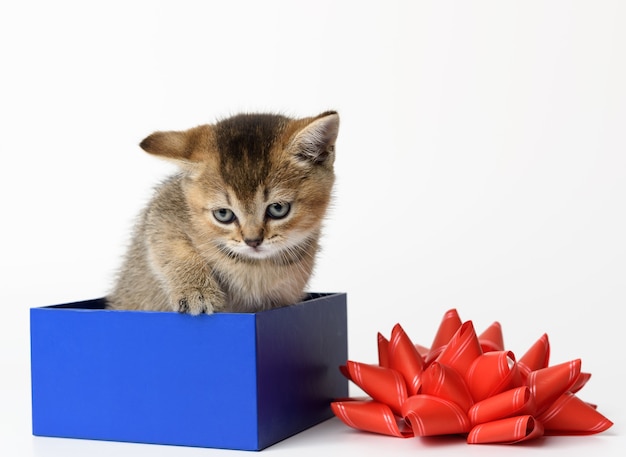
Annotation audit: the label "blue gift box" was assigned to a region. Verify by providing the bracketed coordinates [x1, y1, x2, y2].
[30, 292, 348, 451]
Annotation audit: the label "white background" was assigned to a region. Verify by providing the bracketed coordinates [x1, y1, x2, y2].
[1, 1, 624, 455]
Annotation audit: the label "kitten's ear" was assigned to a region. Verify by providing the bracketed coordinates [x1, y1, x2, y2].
[289, 111, 339, 165]
[139, 125, 212, 164]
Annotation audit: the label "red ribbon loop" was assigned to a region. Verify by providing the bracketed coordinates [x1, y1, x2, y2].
[421, 362, 473, 413]
[538, 392, 613, 435]
[468, 386, 536, 425]
[478, 321, 505, 353]
[331, 400, 412, 438]
[467, 415, 544, 444]
[527, 359, 581, 415]
[388, 324, 424, 395]
[466, 351, 521, 402]
[402, 395, 471, 436]
[570, 372, 591, 393]
[425, 308, 462, 365]
[345, 361, 407, 415]
[518, 333, 550, 379]
[377, 333, 389, 368]
[436, 321, 483, 379]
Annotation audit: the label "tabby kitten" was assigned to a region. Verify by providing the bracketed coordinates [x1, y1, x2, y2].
[106, 111, 339, 314]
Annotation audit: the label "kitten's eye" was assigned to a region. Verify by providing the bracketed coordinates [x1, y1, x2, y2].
[266, 202, 291, 220]
[213, 208, 236, 224]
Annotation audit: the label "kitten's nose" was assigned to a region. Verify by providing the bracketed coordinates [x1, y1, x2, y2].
[244, 238, 263, 248]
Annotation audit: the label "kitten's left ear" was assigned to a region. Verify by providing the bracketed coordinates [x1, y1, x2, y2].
[289, 111, 339, 165]
[139, 125, 212, 165]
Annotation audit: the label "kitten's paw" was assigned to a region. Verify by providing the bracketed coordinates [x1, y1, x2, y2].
[173, 288, 226, 315]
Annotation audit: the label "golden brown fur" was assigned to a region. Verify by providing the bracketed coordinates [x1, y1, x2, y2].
[107, 111, 339, 314]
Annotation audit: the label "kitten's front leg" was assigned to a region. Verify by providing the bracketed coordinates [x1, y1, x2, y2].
[148, 238, 226, 315]
[172, 281, 226, 315]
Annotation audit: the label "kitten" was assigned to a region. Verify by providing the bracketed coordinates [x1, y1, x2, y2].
[106, 111, 339, 314]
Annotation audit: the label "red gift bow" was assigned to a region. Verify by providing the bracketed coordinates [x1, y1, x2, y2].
[331, 309, 613, 445]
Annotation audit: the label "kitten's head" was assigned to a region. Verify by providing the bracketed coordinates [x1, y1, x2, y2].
[140, 111, 339, 261]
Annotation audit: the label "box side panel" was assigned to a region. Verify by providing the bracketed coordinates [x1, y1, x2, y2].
[30, 307, 260, 450]
[255, 293, 348, 449]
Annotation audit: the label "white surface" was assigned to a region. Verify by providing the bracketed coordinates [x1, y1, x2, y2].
[1, 1, 624, 455]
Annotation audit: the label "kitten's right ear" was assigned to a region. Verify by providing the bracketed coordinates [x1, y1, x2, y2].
[139, 125, 212, 164]
[289, 111, 339, 166]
